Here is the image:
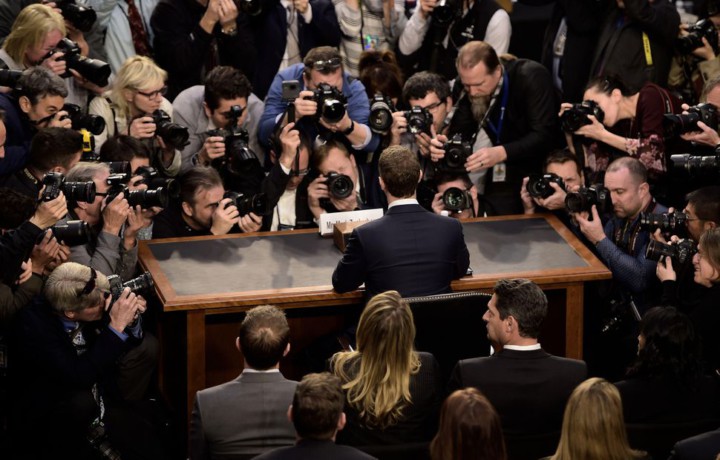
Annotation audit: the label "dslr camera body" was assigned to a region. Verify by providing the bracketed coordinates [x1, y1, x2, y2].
[440, 134, 473, 172]
[664, 103, 718, 137]
[442, 187, 473, 212]
[151, 109, 190, 150]
[106, 173, 170, 209]
[677, 19, 720, 55]
[526, 173, 566, 199]
[222, 191, 269, 217]
[639, 211, 689, 231]
[560, 100, 605, 133]
[646, 239, 698, 266]
[62, 103, 106, 135]
[404, 106, 433, 135]
[45, 38, 111, 87]
[671, 152, 720, 175]
[325, 172, 354, 199]
[369, 94, 396, 134]
[206, 105, 259, 176]
[41, 172, 96, 202]
[305, 83, 347, 124]
[55, 0, 97, 32]
[565, 184, 611, 216]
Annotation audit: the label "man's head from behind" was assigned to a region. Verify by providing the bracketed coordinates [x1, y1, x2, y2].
[16, 66, 68, 126]
[179, 166, 225, 230]
[290, 372, 346, 441]
[378, 145, 421, 199]
[483, 278, 547, 347]
[28, 127, 83, 176]
[685, 186, 720, 242]
[237, 305, 290, 370]
[203, 66, 252, 130]
[604, 157, 650, 219]
[99, 135, 151, 174]
[45, 262, 111, 322]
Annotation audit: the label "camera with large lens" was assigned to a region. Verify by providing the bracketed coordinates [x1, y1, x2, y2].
[48, 38, 111, 87]
[443, 187, 473, 212]
[134, 166, 179, 197]
[55, 0, 97, 32]
[107, 272, 154, 302]
[646, 239, 698, 266]
[41, 172, 96, 202]
[560, 100, 605, 133]
[235, 0, 263, 16]
[664, 103, 718, 137]
[369, 94, 396, 134]
[565, 184, 610, 215]
[0, 68, 22, 89]
[306, 83, 347, 124]
[223, 191, 269, 216]
[104, 161, 131, 176]
[432, 0, 459, 25]
[639, 211, 689, 231]
[671, 153, 720, 175]
[324, 172, 354, 199]
[526, 173, 566, 199]
[440, 134, 472, 172]
[151, 109, 190, 150]
[207, 127, 259, 176]
[62, 103, 106, 135]
[106, 173, 170, 208]
[404, 106, 433, 135]
[48, 220, 90, 246]
[677, 18, 719, 55]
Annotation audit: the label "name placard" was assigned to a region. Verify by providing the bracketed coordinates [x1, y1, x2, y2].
[318, 208, 384, 236]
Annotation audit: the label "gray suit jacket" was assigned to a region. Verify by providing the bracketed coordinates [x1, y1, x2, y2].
[190, 371, 298, 460]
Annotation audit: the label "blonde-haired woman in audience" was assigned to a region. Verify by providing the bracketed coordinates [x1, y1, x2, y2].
[549, 377, 648, 460]
[430, 387, 507, 460]
[89, 55, 180, 175]
[331, 290, 441, 445]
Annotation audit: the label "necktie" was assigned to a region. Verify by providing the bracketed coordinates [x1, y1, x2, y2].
[286, 6, 301, 66]
[126, 0, 152, 57]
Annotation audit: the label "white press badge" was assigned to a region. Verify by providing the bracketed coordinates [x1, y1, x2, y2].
[492, 162, 507, 182]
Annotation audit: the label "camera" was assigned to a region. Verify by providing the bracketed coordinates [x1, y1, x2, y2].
[664, 103, 718, 137]
[223, 191, 269, 216]
[206, 105, 259, 176]
[560, 100, 605, 133]
[368, 94, 396, 134]
[442, 187, 473, 212]
[62, 103, 106, 135]
[107, 272, 154, 302]
[151, 109, 190, 150]
[105, 161, 132, 176]
[41, 172, 96, 202]
[236, 0, 263, 16]
[526, 173, 566, 199]
[433, 0, 459, 25]
[56, 0, 97, 32]
[671, 153, 720, 175]
[646, 239, 698, 266]
[42, 220, 90, 247]
[134, 166, 180, 198]
[404, 106, 433, 135]
[106, 174, 170, 208]
[565, 184, 610, 215]
[440, 134, 472, 172]
[306, 83, 347, 124]
[0, 68, 22, 89]
[47, 38, 111, 87]
[639, 211, 689, 231]
[677, 18, 719, 55]
[325, 172, 354, 199]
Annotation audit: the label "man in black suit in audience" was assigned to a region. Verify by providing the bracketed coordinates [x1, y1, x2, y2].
[190, 305, 298, 459]
[448, 278, 587, 437]
[254, 372, 376, 460]
[332, 145, 470, 298]
[670, 428, 720, 460]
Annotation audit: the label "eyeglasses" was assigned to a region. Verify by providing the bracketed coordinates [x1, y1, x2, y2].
[425, 101, 444, 112]
[77, 268, 97, 298]
[135, 86, 168, 99]
[311, 57, 341, 72]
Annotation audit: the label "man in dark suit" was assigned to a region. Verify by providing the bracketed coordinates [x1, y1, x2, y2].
[190, 305, 298, 459]
[448, 278, 587, 437]
[670, 428, 720, 460]
[254, 372, 376, 460]
[332, 145, 470, 298]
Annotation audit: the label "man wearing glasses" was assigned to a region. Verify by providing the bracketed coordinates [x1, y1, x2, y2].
[259, 46, 380, 160]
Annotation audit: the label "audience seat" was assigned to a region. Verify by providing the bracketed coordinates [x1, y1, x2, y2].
[356, 441, 430, 460]
[505, 430, 560, 460]
[627, 419, 720, 460]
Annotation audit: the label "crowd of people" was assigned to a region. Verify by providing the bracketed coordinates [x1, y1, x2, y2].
[1, 0, 720, 458]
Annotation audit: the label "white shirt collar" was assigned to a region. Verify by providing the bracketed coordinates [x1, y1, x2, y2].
[504, 343, 542, 351]
[388, 198, 419, 209]
[242, 368, 281, 374]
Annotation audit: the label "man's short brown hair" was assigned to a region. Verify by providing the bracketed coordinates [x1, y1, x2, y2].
[292, 373, 344, 440]
[378, 145, 420, 198]
[456, 41, 500, 72]
[303, 46, 342, 77]
[238, 305, 290, 370]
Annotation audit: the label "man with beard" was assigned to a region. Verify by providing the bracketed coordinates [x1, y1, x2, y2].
[429, 41, 559, 215]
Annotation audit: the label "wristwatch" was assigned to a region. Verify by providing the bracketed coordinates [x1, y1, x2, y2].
[341, 120, 354, 135]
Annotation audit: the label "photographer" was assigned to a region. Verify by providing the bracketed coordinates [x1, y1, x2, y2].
[396, 0, 510, 81]
[679, 74, 720, 148]
[152, 166, 263, 238]
[0, 66, 71, 176]
[520, 149, 584, 215]
[259, 46, 380, 160]
[88, 55, 182, 177]
[64, 161, 148, 280]
[8, 261, 162, 458]
[430, 171, 478, 219]
[99, 134, 152, 175]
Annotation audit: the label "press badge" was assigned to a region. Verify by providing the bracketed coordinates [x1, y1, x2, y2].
[363, 34, 381, 51]
[492, 162, 507, 182]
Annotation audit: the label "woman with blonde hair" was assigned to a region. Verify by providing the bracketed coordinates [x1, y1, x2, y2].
[550, 378, 647, 460]
[89, 55, 180, 175]
[430, 388, 507, 460]
[331, 290, 441, 445]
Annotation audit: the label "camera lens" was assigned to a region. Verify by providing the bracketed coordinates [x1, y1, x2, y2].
[321, 99, 346, 124]
[442, 187, 468, 212]
[50, 220, 90, 247]
[326, 173, 353, 199]
[63, 181, 96, 203]
[126, 188, 169, 209]
[565, 192, 586, 213]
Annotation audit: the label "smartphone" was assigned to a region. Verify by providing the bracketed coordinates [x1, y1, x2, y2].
[282, 80, 301, 101]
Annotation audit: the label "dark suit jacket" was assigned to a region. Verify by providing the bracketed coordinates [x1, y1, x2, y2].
[190, 371, 298, 460]
[448, 348, 587, 436]
[332, 203, 470, 298]
[254, 439, 377, 460]
[670, 428, 720, 460]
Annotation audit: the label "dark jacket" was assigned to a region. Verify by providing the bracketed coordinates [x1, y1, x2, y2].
[0, 93, 35, 177]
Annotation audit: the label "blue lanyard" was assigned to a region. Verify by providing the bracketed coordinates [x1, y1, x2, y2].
[486, 75, 509, 144]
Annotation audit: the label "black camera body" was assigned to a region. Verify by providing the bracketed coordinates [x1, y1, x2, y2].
[565, 184, 610, 215]
[223, 191, 269, 216]
[526, 173, 566, 199]
[433, 0, 459, 25]
[677, 18, 720, 55]
[404, 106, 433, 135]
[207, 126, 259, 176]
[369, 94, 396, 134]
[306, 83, 347, 124]
[639, 211, 689, 231]
[0, 68, 23, 90]
[440, 134, 473, 172]
[134, 166, 179, 198]
[646, 239, 698, 266]
[47, 38, 111, 87]
[236, 0, 263, 16]
[442, 187, 473, 212]
[325, 172, 354, 199]
[664, 103, 718, 137]
[107, 272, 154, 303]
[560, 100, 605, 133]
[106, 174, 170, 209]
[45, 220, 90, 247]
[671, 153, 720, 175]
[56, 0, 97, 32]
[41, 172, 96, 202]
[151, 109, 190, 150]
[62, 103, 106, 135]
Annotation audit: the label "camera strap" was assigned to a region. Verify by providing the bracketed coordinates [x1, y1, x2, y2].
[486, 74, 509, 144]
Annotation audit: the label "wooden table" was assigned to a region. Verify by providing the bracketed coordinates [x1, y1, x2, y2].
[138, 213, 611, 422]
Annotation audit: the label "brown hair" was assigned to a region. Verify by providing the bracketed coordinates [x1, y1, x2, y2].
[358, 50, 404, 100]
[179, 166, 223, 206]
[238, 305, 290, 370]
[456, 41, 500, 72]
[493, 278, 547, 338]
[699, 228, 720, 281]
[378, 145, 420, 198]
[311, 139, 350, 170]
[292, 373, 345, 440]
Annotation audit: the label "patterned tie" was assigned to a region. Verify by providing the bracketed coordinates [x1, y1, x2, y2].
[125, 0, 152, 57]
[286, 6, 301, 66]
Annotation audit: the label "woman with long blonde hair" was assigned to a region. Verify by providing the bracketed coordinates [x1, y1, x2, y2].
[551, 378, 647, 460]
[331, 290, 441, 445]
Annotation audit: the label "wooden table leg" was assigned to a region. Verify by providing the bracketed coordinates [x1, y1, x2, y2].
[564, 283, 584, 360]
[186, 309, 206, 425]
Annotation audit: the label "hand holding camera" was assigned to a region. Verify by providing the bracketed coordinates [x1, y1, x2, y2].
[238, 212, 262, 233]
[465, 145, 506, 172]
[30, 187, 68, 229]
[47, 110, 73, 129]
[428, 134, 448, 162]
[418, 0, 438, 19]
[41, 50, 67, 76]
[279, 122, 301, 169]
[31, 231, 62, 274]
[199, 135, 226, 165]
[294, 90, 319, 119]
[102, 191, 130, 235]
[211, 198, 240, 235]
[573, 205, 606, 245]
[656, 253, 677, 282]
[107, 287, 140, 333]
[525, 173, 567, 211]
[16, 260, 33, 285]
[123, 205, 151, 249]
[129, 116, 157, 139]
